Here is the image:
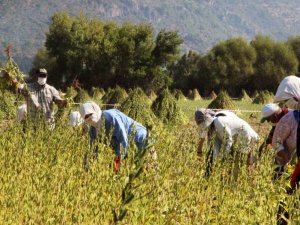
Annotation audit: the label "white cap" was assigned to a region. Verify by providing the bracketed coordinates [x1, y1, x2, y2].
[261, 103, 280, 119]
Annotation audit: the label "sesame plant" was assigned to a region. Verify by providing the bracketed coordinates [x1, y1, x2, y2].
[1, 88, 300, 224]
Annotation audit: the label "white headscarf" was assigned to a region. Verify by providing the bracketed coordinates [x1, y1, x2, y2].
[274, 75, 300, 102]
[79, 101, 102, 128]
[196, 108, 216, 128]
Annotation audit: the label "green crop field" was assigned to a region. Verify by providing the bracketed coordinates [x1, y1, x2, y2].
[0, 98, 299, 224]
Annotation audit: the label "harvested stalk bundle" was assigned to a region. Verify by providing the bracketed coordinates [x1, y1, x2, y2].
[152, 88, 187, 124]
[102, 86, 128, 109]
[172, 89, 187, 101]
[120, 88, 156, 126]
[207, 90, 236, 110]
[146, 89, 157, 101]
[209, 91, 217, 100]
[0, 90, 16, 120]
[187, 88, 201, 100]
[252, 90, 274, 104]
[74, 88, 92, 103]
[0, 54, 27, 93]
[240, 89, 252, 101]
[91, 87, 105, 100]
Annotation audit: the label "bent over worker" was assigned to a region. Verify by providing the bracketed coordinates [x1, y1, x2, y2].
[195, 108, 259, 159]
[79, 101, 147, 172]
[195, 109, 259, 176]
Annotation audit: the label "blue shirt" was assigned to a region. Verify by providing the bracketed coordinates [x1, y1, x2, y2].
[90, 109, 147, 156]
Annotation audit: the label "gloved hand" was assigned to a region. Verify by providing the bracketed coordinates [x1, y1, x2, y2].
[290, 163, 300, 190]
[114, 156, 121, 173]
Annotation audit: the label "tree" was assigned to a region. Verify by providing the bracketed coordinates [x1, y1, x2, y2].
[44, 12, 183, 91]
[170, 50, 202, 93]
[195, 37, 256, 96]
[250, 35, 298, 91]
[287, 36, 300, 75]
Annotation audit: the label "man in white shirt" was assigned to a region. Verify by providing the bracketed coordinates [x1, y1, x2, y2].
[195, 108, 259, 174]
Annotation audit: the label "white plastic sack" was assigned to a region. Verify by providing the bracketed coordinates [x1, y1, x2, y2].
[16, 104, 27, 121]
[70, 111, 83, 127]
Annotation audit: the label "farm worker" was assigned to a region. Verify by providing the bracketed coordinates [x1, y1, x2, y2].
[70, 111, 83, 127]
[10, 68, 67, 129]
[195, 108, 259, 175]
[273, 75, 300, 188]
[271, 110, 300, 189]
[79, 101, 147, 172]
[16, 104, 27, 122]
[260, 103, 289, 146]
[274, 75, 300, 109]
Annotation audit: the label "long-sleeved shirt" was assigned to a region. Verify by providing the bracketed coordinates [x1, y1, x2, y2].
[272, 111, 297, 155]
[198, 110, 259, 157]
[102, 109, 147, 156]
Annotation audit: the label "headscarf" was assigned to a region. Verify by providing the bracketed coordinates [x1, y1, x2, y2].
[195, 108, 216, 127]
[79, 101, 102, 126]
[79, 101, 102, 131]
[274, 75, 300, 103]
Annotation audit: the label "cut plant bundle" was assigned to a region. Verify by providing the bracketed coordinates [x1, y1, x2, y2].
[152, 88, 187, 124]
[120, 88, 157, 126]
[102, 86, 128, 109]
[252, 90, 274, 104]
[207, 90, 236, 110]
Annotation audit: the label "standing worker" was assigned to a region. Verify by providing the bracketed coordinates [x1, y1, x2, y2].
[10, 68, 67, 129]
[79, 101, 147, 172]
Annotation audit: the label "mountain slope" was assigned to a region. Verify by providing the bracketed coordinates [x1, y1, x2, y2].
[1, 0, 300, 72]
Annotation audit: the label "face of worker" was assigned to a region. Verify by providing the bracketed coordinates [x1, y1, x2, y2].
[37, 73, 47, 85]
[265, 113, 281, 124]
[84, 113, 99, 127]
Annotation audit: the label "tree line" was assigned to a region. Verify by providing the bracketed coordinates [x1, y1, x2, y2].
[31, 12, 300, 96]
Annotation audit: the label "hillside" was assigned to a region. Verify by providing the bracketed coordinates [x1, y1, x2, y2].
[1, 0, 300, 72]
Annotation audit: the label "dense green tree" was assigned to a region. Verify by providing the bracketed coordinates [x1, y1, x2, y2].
[170, 50, 202, 93]
[44, 12, 182, 91]
[250, 35, 298, 91]
[287, 36, 300, 75]
[195, 37, 256, 96]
